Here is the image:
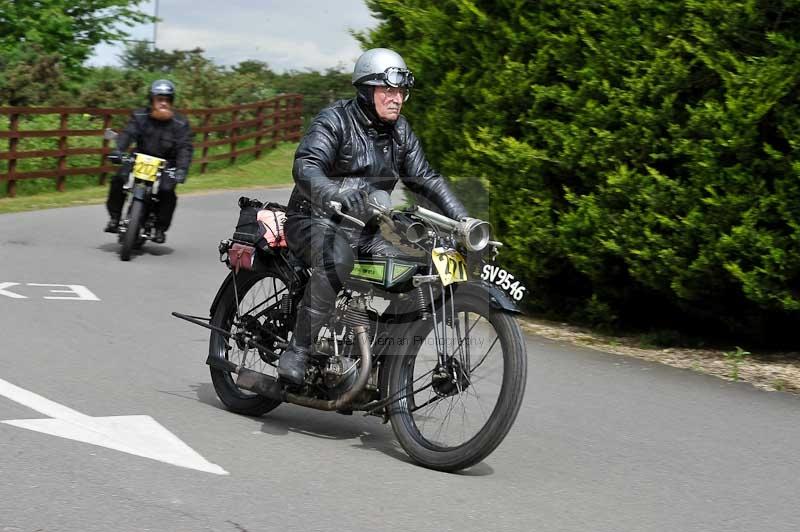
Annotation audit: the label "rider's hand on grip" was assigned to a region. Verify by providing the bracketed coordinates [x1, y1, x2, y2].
[333, 189, 367, 218]
[174, 168, 187, 183]
[107, 150, 123, 164]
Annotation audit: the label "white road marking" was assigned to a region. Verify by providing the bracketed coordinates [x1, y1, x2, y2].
[26, 284, 101, 301]
[0, 378, 227, 475]
[0, 282, 100, 301]
[0, 282, 26, 299]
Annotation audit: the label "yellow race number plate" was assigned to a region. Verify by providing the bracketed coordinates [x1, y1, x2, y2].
[432, 247, 468, 286]
[132, 153, 165, 182]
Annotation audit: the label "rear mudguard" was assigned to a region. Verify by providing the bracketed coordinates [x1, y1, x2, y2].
[209, 271, 236, 317]
[208, 251, 299, 317]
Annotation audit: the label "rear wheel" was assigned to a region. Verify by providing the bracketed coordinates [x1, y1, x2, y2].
[209, 268, 293, 416]
[120, 200, 144, 261]
[386, 290, 527, 471]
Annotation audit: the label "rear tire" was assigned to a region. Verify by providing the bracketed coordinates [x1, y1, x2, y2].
[120, 200, 144, 261]
[209, 268, 293, 416]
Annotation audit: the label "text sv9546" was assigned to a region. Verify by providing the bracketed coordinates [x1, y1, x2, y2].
[481, 265, 527, 301]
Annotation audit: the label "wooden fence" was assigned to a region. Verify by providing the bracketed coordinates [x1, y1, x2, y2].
[0, 94, 303, 197]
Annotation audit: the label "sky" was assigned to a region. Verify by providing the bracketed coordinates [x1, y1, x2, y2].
[88, 0, 379, 72]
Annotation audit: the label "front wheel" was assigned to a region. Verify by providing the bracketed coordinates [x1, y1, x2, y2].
[385, 290, 527, 471]
[120, 199, 144, 261]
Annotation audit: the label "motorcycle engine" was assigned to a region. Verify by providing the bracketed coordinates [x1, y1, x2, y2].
[314, 336, 361, 397]
[323, 354, 360, 395]
[313, 295, 376, 399]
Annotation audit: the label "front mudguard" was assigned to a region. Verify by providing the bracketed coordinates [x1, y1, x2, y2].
[376, 279, 519, 356]
[450, 279, 521, 314]
[132, 184, 150, 201]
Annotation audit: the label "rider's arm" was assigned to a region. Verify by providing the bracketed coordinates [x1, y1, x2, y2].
[400, 125, 468, 221]
[173, 117, 194, 173]
[115, 111, 144, 153]
[292, 111, 341, 205]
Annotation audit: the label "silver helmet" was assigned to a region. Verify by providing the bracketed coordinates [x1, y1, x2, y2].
[352, 48, 415, 89]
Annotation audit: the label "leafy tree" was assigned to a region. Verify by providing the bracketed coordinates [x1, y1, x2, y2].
[0, 0, 154, 71]
[119, 42, 207, 73]
[0, 46, 69, 105]
[76, 66, 150, 108]
[272, 67, 353, 126]
[232, 60, 277, 81]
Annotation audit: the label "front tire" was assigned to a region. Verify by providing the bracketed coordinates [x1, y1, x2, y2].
[386, 290, 527, 471]
[209, 268, 293, 416]
[120, 200, 144, 261]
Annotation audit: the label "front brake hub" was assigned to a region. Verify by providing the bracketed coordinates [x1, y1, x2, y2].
[432, 358, 470, 397]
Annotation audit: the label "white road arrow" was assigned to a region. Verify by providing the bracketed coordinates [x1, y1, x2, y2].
[0, 377, 228, 475]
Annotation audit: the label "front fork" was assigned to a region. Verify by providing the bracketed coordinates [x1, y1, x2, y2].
[119, 183, 157, 238]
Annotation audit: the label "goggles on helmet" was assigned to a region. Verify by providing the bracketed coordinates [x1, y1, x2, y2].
[357, 67, 415, 88]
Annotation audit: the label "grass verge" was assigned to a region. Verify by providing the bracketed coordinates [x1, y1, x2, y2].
[0, 142, 298, 215]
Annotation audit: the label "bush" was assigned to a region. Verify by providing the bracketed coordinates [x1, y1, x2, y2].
[359, 0, 800, 343]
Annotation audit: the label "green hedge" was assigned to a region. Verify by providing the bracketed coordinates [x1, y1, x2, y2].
[360, 0, 800, 343]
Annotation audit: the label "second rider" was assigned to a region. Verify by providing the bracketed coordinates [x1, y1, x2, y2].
[105, 79, 194, 244]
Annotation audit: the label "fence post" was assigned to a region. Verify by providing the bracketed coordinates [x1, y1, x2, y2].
[282, 97, 290, 142]
[56, 113, 68, 192]
[298, 95, 304, 138]
[229, 109, 240, 166]
[200, 112, 211, 174]
[270, 98, 280, 149]
[291, 95, 302, 140]
[99, 112, 112, 185]
[254, 103, 265, 160]
[7, 113, 19, 197]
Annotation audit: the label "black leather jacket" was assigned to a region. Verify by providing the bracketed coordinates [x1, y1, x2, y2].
[116, 108, 194, 173]
[288, 98, 468, 220]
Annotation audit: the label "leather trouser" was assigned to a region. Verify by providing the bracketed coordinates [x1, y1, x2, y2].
[284, 213, 399, 318]
[106, 165, 178, 230]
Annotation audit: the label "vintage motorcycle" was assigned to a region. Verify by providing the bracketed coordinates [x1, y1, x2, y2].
[104, 129, 176, 261]
[174, 192, 528, 471]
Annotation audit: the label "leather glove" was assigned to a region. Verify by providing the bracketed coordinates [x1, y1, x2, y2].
[174, 168, 187, 184]
[107, 150, 123, 164]
[333, 189, 367, 217]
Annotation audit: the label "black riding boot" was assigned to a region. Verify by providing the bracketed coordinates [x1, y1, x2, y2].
[278, 302, 329, 386]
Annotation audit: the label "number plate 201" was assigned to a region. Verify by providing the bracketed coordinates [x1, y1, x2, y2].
[132, 153, 165, 182]
[481, 264, 527, 301]
[432, 248, 468, 286]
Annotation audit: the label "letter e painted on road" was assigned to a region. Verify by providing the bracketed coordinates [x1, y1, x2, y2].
[26, 284, 100, 301]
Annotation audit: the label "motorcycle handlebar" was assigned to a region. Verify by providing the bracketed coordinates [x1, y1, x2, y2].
[327, 199, 501, 252]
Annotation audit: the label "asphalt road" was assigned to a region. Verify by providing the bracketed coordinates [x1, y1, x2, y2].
[1, 187, 799, 532]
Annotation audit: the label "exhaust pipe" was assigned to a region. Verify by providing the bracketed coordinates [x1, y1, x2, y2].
[285, 324, 372, 411]
[230, 325, 373, 411]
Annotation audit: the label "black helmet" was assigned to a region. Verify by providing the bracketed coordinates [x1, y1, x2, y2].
[148, 79, 176, 101]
